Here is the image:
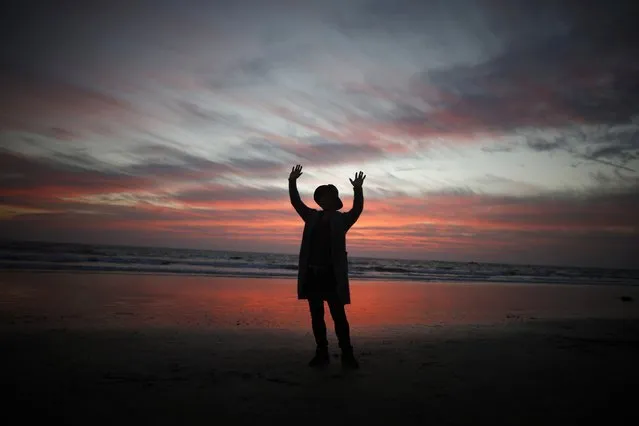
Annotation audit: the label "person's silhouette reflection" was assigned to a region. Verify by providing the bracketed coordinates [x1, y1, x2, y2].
[288, 165, 365, 369]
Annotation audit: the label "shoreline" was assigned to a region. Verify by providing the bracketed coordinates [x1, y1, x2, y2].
[1, 268, 637, 287]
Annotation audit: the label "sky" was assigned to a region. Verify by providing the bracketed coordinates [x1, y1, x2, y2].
[0, 0, 638, 268]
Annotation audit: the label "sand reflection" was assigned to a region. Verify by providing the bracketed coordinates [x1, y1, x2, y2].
[1, 273, 638, 331]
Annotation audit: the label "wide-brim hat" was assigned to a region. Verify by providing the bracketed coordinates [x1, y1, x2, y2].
[313, 184, 343, 210]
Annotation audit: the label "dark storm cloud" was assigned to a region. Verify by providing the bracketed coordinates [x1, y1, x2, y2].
[174, 101, 244, 128]
[123, 145, 232, 177]
[241, 136, 386, 166]
[292, 137, 386, 165]
[0, 149, 143, 192]
[584, 128, 639, 164]
[0, 146, 224, 210]
[0, 144, 217, 187]
[480, 191, 639, 231]
[390, 183, 639, 233]
[173, 186, 288, 203]
[480, 144, 514, 154]
[521, 125, 639, 172]
[399, 1, 639, 132]
[525, 139, 565, 153]
[425, 42, 637, 124]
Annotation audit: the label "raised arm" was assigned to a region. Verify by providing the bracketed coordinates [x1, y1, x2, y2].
[343, 171, 365, 231]
[288, 165, 313, 222]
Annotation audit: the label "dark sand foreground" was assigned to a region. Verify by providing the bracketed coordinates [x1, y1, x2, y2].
[2, 272, 639, 425]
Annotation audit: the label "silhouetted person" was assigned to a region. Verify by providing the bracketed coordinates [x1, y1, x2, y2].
[288, 164, 365, 369]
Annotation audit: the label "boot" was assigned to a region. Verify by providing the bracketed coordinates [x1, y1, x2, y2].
[341, 347, 359, 370]
[308, 346, 330, 368]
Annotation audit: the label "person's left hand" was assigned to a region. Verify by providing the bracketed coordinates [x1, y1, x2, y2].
[349, 171, 366, 188]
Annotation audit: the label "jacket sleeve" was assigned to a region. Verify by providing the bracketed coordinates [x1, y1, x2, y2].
[343, 186, 364, 232]
[289, 178, 313, 222]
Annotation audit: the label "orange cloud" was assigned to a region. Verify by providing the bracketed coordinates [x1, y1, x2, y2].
[1, 144, 637, 267]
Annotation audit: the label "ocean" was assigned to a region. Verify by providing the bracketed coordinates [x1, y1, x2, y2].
[0, 240, 637, 286]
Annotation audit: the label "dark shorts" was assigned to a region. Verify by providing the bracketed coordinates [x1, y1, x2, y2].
[306, 265, 338, 301]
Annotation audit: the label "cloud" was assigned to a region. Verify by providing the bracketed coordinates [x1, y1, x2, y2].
[518, 124, 639, 173]
[0, 150, 149, 195]
[525, 138, 564, 153]
[2, 0, 639, 267]
[291, 136, 387, 165]
[0, 70, 136, 136]
[174, 185, 288, 204]
[358, 2, 639, 142]
[3, 181, 637, 267]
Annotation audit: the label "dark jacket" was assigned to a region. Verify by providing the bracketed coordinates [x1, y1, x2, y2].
[289, 179, 364, 304]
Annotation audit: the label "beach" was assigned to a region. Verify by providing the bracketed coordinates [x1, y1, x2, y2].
[2, 272, 639, 425]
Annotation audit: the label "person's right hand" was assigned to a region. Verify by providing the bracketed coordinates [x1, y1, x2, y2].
[289, 164, 303, 181]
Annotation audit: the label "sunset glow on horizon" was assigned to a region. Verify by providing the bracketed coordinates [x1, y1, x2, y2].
[1, 0, 637, 268]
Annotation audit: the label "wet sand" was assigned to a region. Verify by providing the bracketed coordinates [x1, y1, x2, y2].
[2, 272, 638, 425]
